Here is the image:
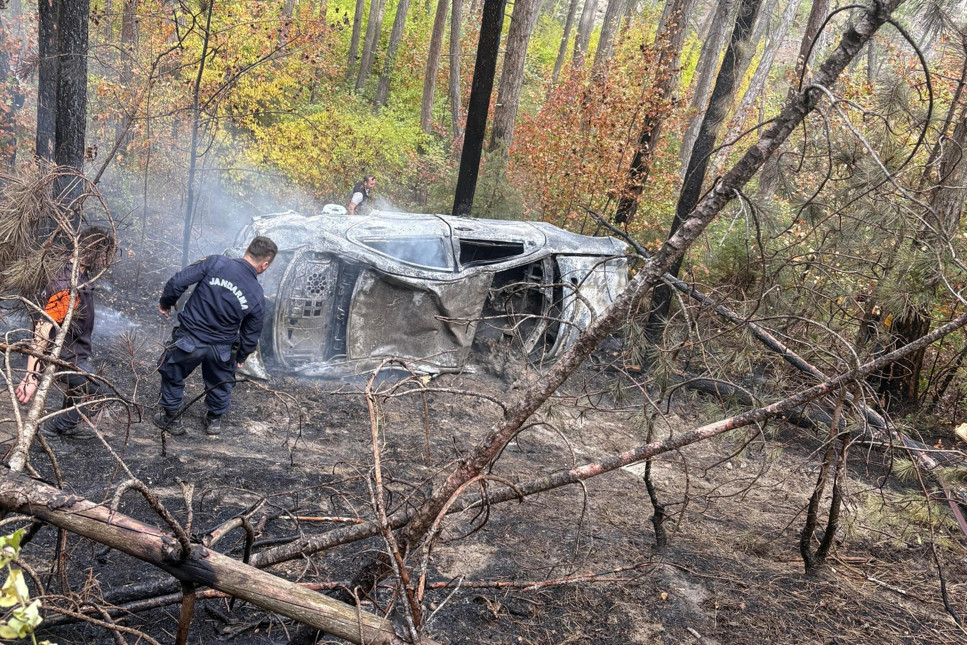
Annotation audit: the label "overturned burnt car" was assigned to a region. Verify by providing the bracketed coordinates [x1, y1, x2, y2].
[231, 207, 628, 377]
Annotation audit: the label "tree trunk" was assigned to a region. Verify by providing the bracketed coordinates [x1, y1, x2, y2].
[592, 0, 627, 75]
[550, 0, 579, 86]
[646, 0, 761, 345]
[374, 0, 412, 106]
[36, 0, 58, 161]
[756, 0, 829, 201]
[571, 0, 598, 70]
[489, 0, 544, 150]
[49, 0, 91, 208]
[678, 0, 735, 173]
[727, 0, 803, 141]
[449, 0, 464, 137]
[346, 0, 366, 81]
[0, 470, 417, 645]
[451, 0, 506, 216]
[613, 0, 693, 224]
[355, 0, 388, 91]
[421, 0, 450, 133]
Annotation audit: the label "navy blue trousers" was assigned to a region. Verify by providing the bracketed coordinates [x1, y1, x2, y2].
[157, 328, 236, 416]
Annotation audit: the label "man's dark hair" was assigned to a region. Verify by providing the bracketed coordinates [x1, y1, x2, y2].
[78, 226, 117, 272]
[246, 236, 278, 261]
[364, 174, 375, 182]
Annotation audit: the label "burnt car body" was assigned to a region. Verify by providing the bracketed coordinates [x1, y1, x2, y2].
[231, 208, 628, 377]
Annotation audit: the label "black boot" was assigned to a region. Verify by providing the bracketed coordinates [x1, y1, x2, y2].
[152, 409, 185, 435]
[203, 411, 222, 436]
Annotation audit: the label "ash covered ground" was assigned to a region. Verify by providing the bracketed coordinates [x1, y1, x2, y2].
[0, 220, 964, 645]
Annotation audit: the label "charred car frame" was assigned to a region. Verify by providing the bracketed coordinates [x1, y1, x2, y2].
[231, 208, 628, 376]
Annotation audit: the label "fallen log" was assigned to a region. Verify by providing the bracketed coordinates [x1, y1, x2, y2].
[0, 468, 426, 645]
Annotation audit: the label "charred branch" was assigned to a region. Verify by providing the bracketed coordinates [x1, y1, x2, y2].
[0, 468, 428, 645]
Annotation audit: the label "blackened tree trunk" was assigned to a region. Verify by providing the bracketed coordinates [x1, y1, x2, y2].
[489, 0, 544, 151]
[355, 0, 387, 91]
[421, 0, 450, 133]
[374, 0, 412, 106]
[756, 0, 829, 201]
[36, 0, 58, 161]
[613, 0, 693, 224]
[592, 0, 627, 75]
[54, 0, 89, 177]
[571, 0, 598, 70]
[36, 0, 91, 206]
[449, 0, 464, 137]
[451, 0, 506, 216]
[346, 0, 366, 81]
[550, 0, 579, 85]
[645, 0, 761, 345]
[678, 0, 735, 173]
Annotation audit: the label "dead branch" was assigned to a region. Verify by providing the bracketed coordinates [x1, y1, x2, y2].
[0, 468, 429, 645]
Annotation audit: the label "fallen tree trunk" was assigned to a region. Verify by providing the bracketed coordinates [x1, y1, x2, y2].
[0, 468, 423, 645]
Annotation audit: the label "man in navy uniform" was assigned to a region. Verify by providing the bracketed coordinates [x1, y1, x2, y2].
[154, 236, 277, 436]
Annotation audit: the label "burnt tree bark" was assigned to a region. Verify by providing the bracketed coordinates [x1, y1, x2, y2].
[36, 0, 91, 207]
[489, 0, 544, 151]
[0, 2, 24, 169]
[374, 0, 412, 106]
[451, 0, 506, 216]
[645, 0, 761, 346]
[181, 0, 214, 268]
[421, 0, 450, 133]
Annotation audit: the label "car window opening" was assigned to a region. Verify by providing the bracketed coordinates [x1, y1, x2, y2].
[459, 239, 526, 266]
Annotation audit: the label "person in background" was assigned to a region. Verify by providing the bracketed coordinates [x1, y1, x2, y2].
[16, 226, 117, 440]
[347, 174, 375, 215]
[154, 236, 277, 437]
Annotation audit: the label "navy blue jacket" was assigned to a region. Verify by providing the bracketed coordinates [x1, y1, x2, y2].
[160, 255, 266, 363]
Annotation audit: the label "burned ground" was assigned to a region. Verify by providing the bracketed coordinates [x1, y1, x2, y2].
[1, 227, 965, 645]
